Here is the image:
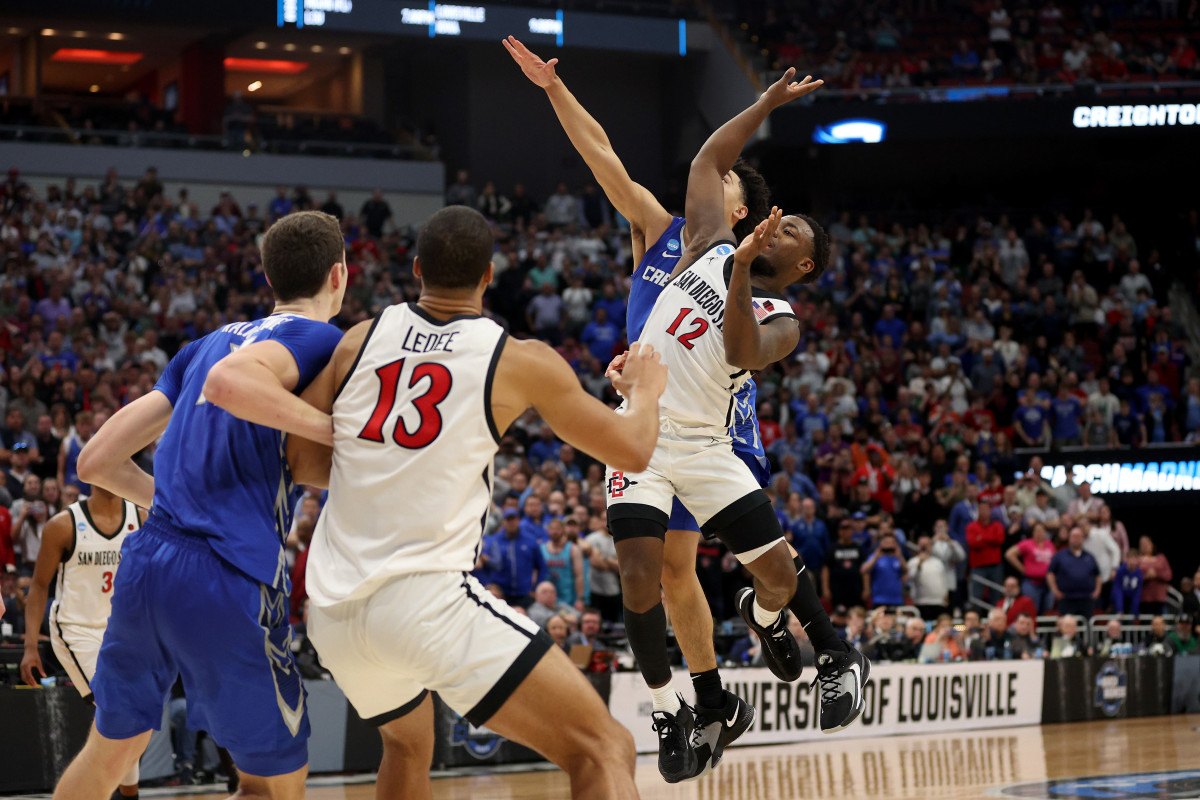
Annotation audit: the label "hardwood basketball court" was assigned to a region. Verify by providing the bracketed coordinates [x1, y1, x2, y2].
[151, 715, 1200, 800]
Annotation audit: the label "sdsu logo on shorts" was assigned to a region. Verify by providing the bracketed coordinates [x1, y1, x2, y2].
[607, 472, 638, 499]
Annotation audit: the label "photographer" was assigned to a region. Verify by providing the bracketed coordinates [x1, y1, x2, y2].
[862, 532, 908, 608]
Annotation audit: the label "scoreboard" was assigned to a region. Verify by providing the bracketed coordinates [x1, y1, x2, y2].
[277, 0, 688, 55]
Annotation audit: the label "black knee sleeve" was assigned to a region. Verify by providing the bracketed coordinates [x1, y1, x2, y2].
[623, 602, 672, 688]
[787, 554, 842, 653]
[702, 494, 781, 557]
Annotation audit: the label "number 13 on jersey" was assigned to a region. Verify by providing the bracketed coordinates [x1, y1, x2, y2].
[359, 358, 453, 449]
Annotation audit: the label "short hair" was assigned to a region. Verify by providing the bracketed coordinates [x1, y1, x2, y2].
[1015, 612, 1034, 622]
[581, 606, 602, 619]
[260, 211, 343, 302]
[796, 212, 830, 284]
[730, 159, 771, 244]
[416, 206, 494, 289]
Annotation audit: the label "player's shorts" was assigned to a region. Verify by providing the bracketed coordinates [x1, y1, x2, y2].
[667, 448, 770, 533]
[308, 571, 552, 726]
[91, 515, 309, 778]
[49, 616, 103, 700]
[606, 419, 782, 562]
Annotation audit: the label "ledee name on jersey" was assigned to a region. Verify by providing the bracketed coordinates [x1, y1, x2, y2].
[673, 268, 726, 329]
[76, 549, 122, 566]
[400, 328, 461, 355]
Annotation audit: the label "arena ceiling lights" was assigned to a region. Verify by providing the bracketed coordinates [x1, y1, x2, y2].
[222, 57, 309, 74]
[50, 49, 143, 65]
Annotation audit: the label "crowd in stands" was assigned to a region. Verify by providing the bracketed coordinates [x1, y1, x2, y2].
[720, 0, 1200, 89]
[0, 162, 1198, 679]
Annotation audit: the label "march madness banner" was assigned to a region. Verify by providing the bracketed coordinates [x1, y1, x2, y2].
[610, 660, 1046, 752]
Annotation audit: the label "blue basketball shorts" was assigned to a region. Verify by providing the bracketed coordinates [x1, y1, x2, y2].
[92, 515, 310, 777]
[666, 447, 771, 533]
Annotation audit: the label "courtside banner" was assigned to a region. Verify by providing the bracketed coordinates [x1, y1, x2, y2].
[610, 660, 1045, 752]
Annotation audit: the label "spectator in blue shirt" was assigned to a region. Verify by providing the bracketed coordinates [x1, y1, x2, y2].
[790, 498, 830, 578]
[580, 307, 620, 362]
[1047, 526, 1101, 619]
[1014, 389, 1049, 448]
[1111, 549, 1143, 617]
[767, 423, 807, 467]
[268, 186, 293, 221]
[478, 509, 547, 607]
[520, 495, 550, 543]
[862, 533, 908, 607]
[1111, 397, 1144, 446]
[1049, 385, 1082, 446]
[593, 281, 626, 328]
[771, 454, 819, 502]
[1135, 369, 1175, 414]
[527, 425, 562, 470]
[873, 304, 907, 349]
[797, 394, 830, 439]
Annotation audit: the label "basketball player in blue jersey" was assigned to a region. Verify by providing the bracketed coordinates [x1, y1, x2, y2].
[506, 36, 773, 781]
[49, 211, 346, 800]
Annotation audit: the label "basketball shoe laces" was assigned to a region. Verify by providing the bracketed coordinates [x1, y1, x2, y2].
[812, 656, 844, 706]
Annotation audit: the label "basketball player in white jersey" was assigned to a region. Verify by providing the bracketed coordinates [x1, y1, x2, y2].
[506, 35, 772, 781]
[287, 205, 666, 800]
[605, 69, 871, 739]
[22, 486, 146, 799]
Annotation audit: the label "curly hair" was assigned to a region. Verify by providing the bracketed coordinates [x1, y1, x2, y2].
[730, 158, 771, 244]
[794, 212, 830, 284]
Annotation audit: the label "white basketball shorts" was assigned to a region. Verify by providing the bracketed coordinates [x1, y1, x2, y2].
[307, 571, 551, 726]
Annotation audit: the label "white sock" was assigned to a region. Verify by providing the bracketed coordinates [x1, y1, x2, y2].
[650, 682, 681, 713]
[753, 598, 781, 629]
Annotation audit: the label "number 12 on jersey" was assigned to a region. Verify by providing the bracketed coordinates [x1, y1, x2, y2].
[359, 358, 453, 449]
[665, 307, 709, 350]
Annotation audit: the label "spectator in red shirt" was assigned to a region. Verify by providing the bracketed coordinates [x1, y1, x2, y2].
[1137, 535, 1173, 616]
[758, 402, 782, 450]
[0, 505, 13, 568]
[1168, 36, 1197, 77]
[289, 515, 315, 625]
[851, 445, 895, 513]
[998, 576, 1037, 625]
[1007, 521, 1057, 614]
[967, 502, 1006, 606]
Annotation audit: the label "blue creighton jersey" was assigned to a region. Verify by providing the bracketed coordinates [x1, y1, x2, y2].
[627, 216, 686, 340]
[627, 216, 763, 464]
[151, 314, 342, 588]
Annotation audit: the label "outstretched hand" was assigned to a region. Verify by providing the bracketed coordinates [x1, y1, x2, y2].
[734, 206, 783, 266]
[611, 343, 667, 401]
[761, 68, 824, 109]
[503, 36, 559, 88]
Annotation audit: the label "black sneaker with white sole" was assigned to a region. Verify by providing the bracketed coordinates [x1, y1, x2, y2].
[813, 643, 872, 733]
[688, 690, 756, 780]
[652, 699, 698, 783]
[735, 587, 803, 682]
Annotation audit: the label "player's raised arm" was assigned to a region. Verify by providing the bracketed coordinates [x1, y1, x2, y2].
[493, 340, 666, 473]
[683, 69, 823, 256]
[503, 36, 670, 236]
[20, 510, 73, 686]
[724, 208, 801, 370]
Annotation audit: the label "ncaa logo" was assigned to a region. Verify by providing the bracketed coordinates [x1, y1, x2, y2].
[607, 472, 638, 499]
[450, 716, 504, 759]
[715, 244, 734, 256]
[1094, 660, 1128, 717]
[78, 523, 87, 532]
[667, 238, 680, 251]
